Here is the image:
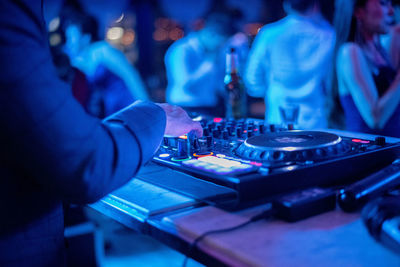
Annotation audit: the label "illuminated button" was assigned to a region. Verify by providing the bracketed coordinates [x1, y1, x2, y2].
[193, 152, 214, 157]
[197, 162, 209, 167]
[352, 139, 370, 144]
[234, 164, 253, 170]
[203, 165, 220, 170]
[286, 166, 296, 171]
[171, 156, 192, 162]
[183, 159, 197, 164]
[213, 117, 223, 123]
[182, 159, 200, 166]
[192, 115, 203, 122]
[194, 161, 208, 167]
[215, 168, 232, 174]
[159, 153, 171, 158]
[183, 159, 209, 168]
[198, 156, 241, 168]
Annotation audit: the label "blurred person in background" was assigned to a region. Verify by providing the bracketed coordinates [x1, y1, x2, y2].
[245, 0, 335, 129]
[165, 11, 243, 117]
[61, 1, 150, 118]
[332, 0, 400, 137]
[381, 0, 400, 65]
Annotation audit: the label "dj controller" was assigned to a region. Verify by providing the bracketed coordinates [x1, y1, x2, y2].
[152, 117, 400, 205]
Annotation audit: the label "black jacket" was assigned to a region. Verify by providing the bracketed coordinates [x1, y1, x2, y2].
[0, 1, 165, 266]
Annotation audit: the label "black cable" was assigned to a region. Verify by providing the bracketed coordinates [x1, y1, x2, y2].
[181, 186, 339, 265]
[182, 205, 275, 267]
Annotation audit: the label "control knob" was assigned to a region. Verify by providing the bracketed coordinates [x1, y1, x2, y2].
[176, 138, 189, 158]
[375, 136, 386, 146]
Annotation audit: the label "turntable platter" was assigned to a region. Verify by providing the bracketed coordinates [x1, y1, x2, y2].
[235, 131, 351, 163]
[245, 131, 341, 151]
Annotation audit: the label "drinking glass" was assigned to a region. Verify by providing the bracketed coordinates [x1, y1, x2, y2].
[279, 103, 300, 126]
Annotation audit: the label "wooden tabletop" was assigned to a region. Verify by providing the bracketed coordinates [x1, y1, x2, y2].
[162, 205, 400, 267]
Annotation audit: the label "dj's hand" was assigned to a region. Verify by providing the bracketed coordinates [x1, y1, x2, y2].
[156, 103, 203, 138]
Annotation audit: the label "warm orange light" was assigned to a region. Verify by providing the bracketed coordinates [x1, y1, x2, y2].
[154, 18, 170, 29]
[153, 28, 168, 41]
[121, 30, 135, 46]
[244, 23, 264, 36]
[193, 152, 214, 158]
[169, 28, 184, 41]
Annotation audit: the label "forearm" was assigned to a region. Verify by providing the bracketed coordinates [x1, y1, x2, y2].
[190, 59, 216, 81]
[0, 0, 166, 204]
[0, 62, 165, 204]
[99, 43, 150, 101]
[338, 44, 399, 129]
[123, 70, 150, 101]
[168, 62, 218, 96]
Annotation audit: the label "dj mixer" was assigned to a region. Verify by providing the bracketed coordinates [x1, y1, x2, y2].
[152, 117, 400, 204]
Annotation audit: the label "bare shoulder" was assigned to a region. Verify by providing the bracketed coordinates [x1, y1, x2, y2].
[339, 42, 361, 54]
[337, 42, 363, 62]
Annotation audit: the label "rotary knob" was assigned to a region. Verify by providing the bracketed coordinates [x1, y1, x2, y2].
[236, 128, 243, 138]
[212, 129, 220, 138]
[222, 130, 229, 140]
[259, 124, 265, 134]
[206, 136, 213, 147]
[163, 137, 169, 146]
[203, 127, 210, 136]
[269, 124, 276, 132]
[301, 150, 314, 159]
[176, 139, 189, 157]
[271, 151, 284, 161]
[375, 136, 386, 146]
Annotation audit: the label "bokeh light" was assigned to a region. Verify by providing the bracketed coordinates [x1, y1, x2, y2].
[107, 27, 124, 40]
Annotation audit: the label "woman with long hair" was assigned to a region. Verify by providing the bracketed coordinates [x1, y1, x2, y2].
[332, 0, 400, 137]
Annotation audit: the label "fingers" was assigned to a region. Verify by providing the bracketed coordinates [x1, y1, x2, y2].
[168, 120, 202, 138]
[191, 121, 203, 138]
[157, 103, 203, 137]
[180, 112, 203, 137]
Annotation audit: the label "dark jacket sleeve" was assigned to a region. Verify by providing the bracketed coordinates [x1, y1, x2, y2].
[0, 0, 165, 204]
